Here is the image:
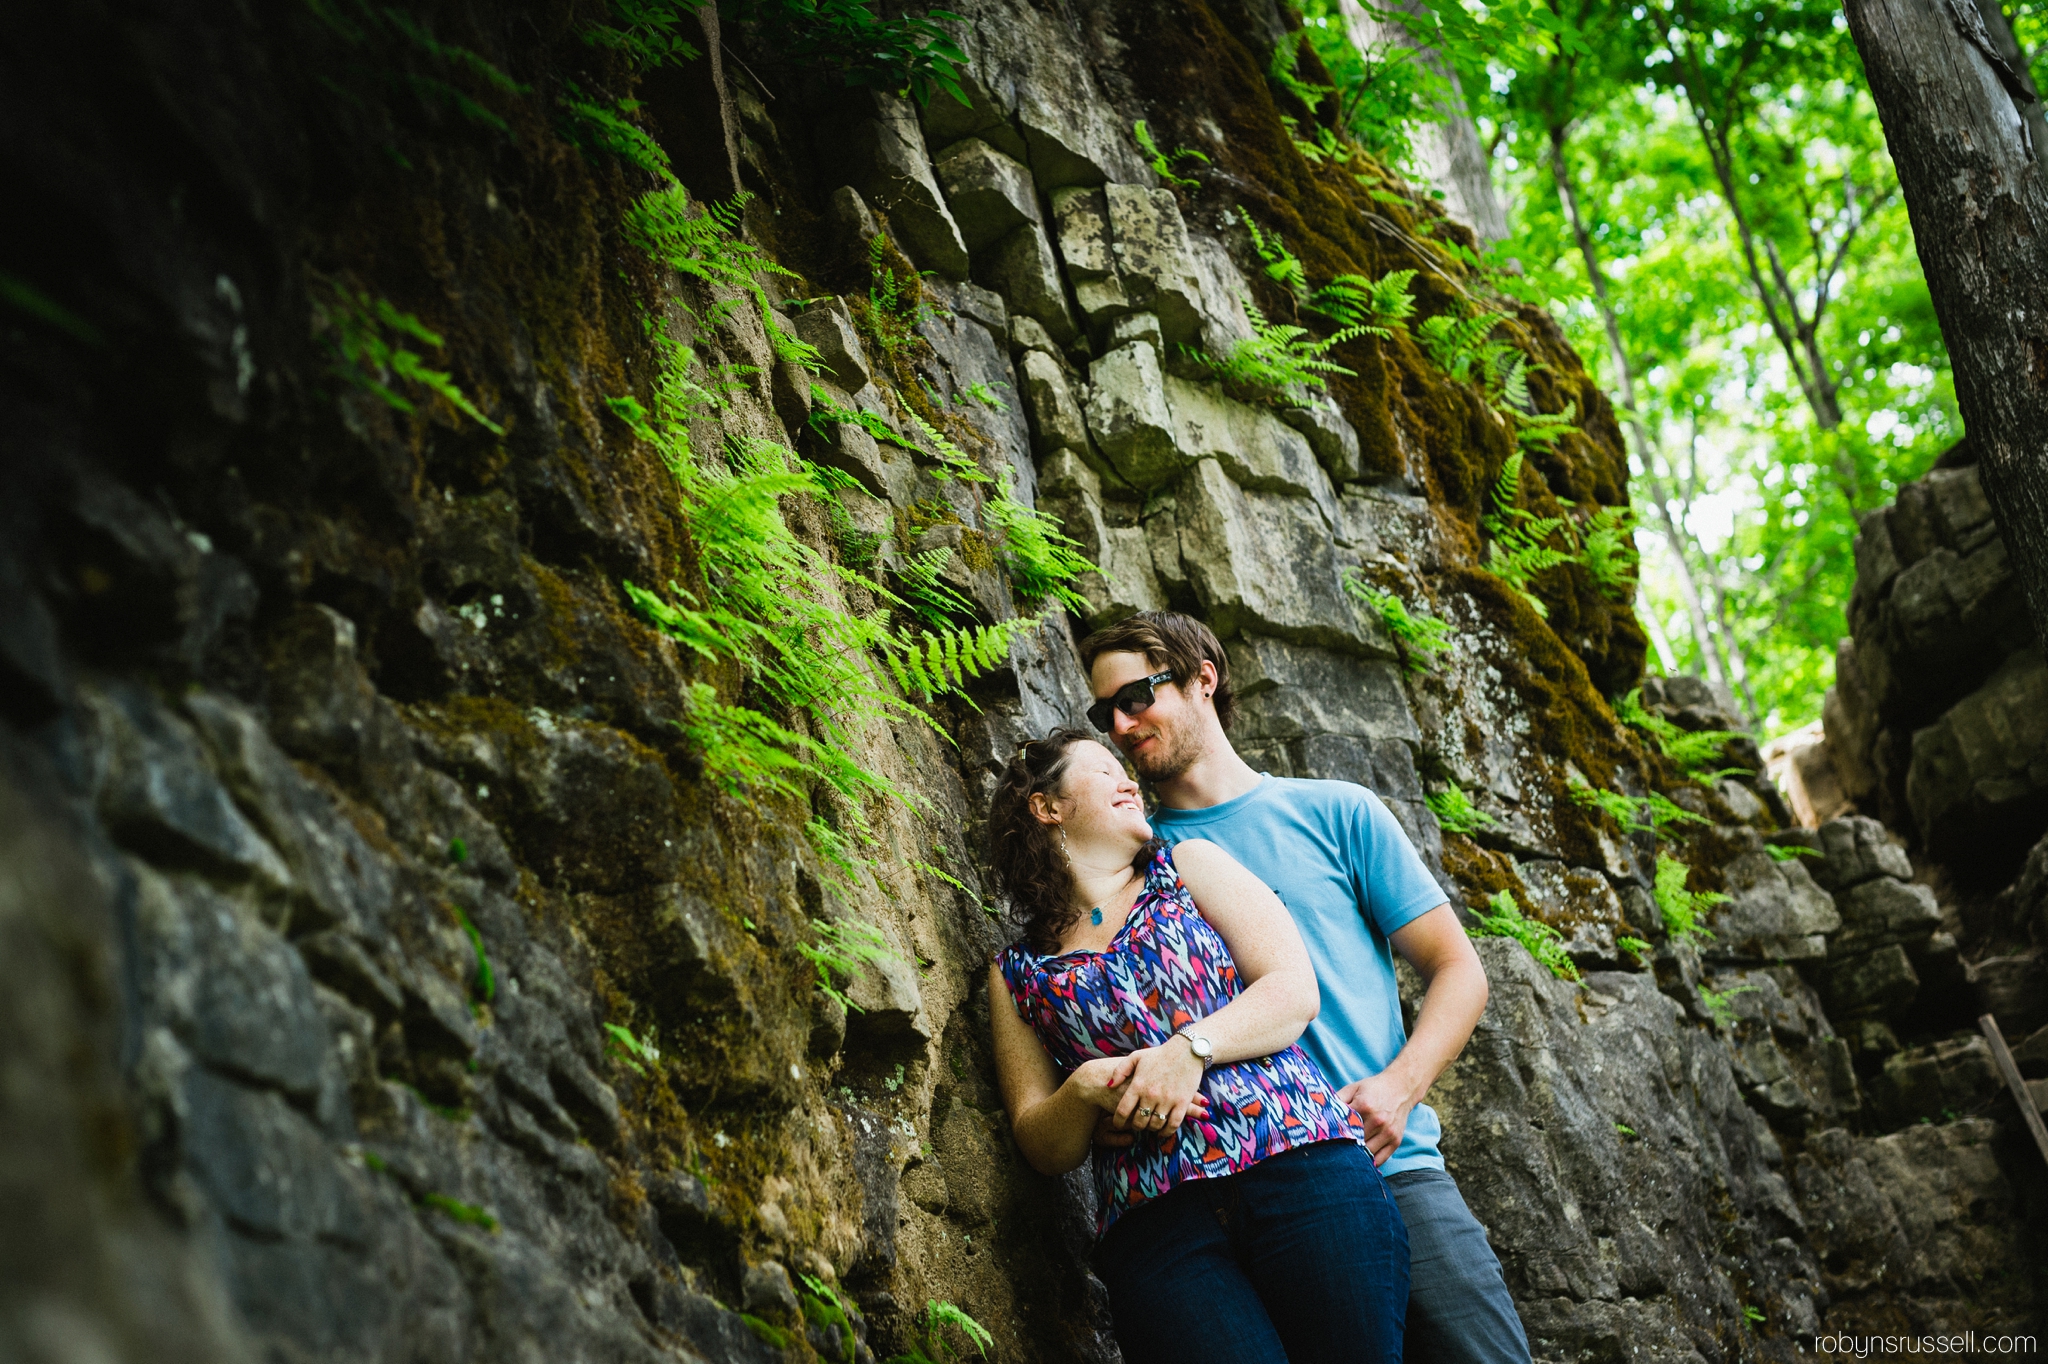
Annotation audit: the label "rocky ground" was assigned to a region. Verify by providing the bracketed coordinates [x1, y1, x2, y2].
[1, 1, 2042, 1362]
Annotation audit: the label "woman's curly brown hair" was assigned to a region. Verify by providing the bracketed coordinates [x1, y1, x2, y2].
[987, 727, 1158, 954]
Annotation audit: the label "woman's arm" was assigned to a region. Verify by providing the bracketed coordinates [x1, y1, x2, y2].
[1104, 839, 1322, 1134]
[989, 962, 1139, 1175]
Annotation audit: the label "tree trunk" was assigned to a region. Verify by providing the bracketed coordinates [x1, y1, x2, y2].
[1846, 0, 2048, 648]
[1339, 0, 1510, 244]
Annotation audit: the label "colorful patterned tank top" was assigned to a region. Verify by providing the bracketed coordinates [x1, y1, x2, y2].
[997, 844, 1364, 1237]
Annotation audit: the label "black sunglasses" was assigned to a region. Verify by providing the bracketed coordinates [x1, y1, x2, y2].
[1087, 670, 1177, 733]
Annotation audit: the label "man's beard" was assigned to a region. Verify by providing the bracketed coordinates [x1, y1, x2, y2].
[1124, 724, 1202, 783]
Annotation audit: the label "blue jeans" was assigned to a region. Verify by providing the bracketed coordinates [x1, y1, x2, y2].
[1385, 1169, 1530, 1364]
[1092, 1140, 1408, 1364]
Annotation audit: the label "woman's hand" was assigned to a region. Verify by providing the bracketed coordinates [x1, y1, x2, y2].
[1067, 1054, 1138, 1112]
[1109, 1037, 1206, 1136]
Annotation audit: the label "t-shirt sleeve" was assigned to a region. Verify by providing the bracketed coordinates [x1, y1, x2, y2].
[1350, 788, 1449, 936]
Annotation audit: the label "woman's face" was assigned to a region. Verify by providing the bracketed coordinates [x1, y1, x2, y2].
[1040, 740, 1150, 850]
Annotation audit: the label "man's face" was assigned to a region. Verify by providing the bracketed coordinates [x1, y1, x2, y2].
[1089, 650, 1206, 783]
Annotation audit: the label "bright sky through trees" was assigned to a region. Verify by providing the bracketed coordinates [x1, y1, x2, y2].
[1301, 0, 1961, 735]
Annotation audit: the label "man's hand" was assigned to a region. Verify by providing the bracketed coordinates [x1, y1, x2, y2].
[1338, 1071, 1418, 1167]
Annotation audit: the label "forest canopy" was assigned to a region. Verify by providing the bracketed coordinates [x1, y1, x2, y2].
[1299, 0, 1962, 734]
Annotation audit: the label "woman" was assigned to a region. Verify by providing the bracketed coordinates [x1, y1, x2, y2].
[985, 727, 1409, 1364]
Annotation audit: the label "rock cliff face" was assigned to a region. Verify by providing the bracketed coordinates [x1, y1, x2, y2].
[0, 3, 2040, 1363]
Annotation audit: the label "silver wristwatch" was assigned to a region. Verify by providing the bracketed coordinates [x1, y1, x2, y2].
[1177, 1026, 1214, 1067]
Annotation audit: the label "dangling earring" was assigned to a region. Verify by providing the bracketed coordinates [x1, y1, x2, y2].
[1058, 826, 1073, 865]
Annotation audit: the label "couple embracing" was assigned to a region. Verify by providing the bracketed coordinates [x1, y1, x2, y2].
[984, 613, 1530, 1364]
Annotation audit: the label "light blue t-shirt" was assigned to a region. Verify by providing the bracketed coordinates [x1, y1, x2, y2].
[1151, 776, 1451, 1174]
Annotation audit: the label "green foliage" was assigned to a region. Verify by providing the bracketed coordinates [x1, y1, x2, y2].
[893, 546, 975, 628]
[1616, 935, 1651, 964]
[420, 1192, 499, 1231]
[879, 621, 1037, 699]
[1343, 571, 1453, 672]
[801, 1275, 860, 1363]
[857, 233, 944, 364]
[741, 1315, 792, 1349]
[904, 410, 990, 483]
[603, 1022, 661, 1075]
[314, 281, 504, 434]
[1613, 689, 1747, 782]
[885, 1299, 994, 1364]
[579, 0, 706, 69]
[1133, 120, 1208, 188]
[729, 0, 970, 106]
[1466, 889, 1581, 982]
[958, 380, 1009, 411]
[1306, 269, 1417, 336]
[624, 187, 821, 368]
[798, 918, 898, 1012]
[983, 472, 1096, 611]
[1653, 854, 1727, 944]
[1186, 296, 1366, 402]
[448, 836, 468, 864]
[1425, 781, 1497, 836]
[1697, 981, 1760, 1028]
[1576, 504, 1639, 600]
[1765, 843, 1821, 863]
[1481, 453, 1574, 617]
[452, 906, 495, 1005]
[1239, 207, 1309, 300]
[559, 83, 675, 181]
[1567, 777, 1710, 835]
[1269, 33, 1335, 113]
[308, 0, 529, 137]
[809, 383, 903, 446]
[1567, 776, 1643, 830]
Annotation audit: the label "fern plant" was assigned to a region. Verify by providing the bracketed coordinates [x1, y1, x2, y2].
[856, 232, 945, 365]
[905, 410, 990, 483]
[1466, 889, 1580, 983]
[800, 1275, 860, 1364]
[1653, 854, 1725, 944]
[1697, 981, 1760, 1028]
[1612, 688, 1747, 782]
[560, 83, 675, 182]
[880, 622, 1032, 699]
[798, 918, 899, 1012]
[895, 546, 975, 628]
[1576, 503, 1638, 597]
[1268, 34, 1335, 112]
[1186, 296, 1367, 402]
[578, 0, 706, 69]
[314, 280, 504, 434]
[983, 473, 1096, 611]
[1307, 269, 1417, 336]
[619, 352, 1033, 823]
[1425, 781, 1496, 835]
[1481, 453, 1573, 617]
[625, 186, 823, 368]
[1133, 120, 1208, 188]
[885, 1300, 994, 1364]
[1343, 571, 1452, 673]
[1238, 206, 1309, 301]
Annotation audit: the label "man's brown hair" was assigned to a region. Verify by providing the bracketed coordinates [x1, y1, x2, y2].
[1076, 611, 1235, 731]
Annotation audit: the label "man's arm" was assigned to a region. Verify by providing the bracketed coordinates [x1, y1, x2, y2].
[1337, 903, 1489, 1166]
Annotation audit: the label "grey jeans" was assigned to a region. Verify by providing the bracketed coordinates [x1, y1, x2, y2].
[1385, 1169, 1530, 1364]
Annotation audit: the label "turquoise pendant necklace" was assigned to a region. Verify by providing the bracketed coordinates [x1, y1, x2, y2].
[1090, 905, 1104, 926]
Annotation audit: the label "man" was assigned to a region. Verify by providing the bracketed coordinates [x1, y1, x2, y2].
[1080, 611, 1529, 1364]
